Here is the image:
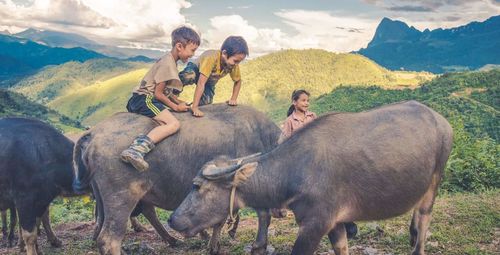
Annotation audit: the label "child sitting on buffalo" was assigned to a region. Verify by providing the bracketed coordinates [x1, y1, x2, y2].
[120, 26, 200, 172]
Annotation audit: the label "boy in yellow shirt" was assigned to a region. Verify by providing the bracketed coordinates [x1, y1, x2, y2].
[179, 36, 248, 117]
[120, 26, 200, 171]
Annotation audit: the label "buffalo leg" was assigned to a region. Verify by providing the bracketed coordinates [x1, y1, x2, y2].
[8, 206, 16, 247]
[92, 181, 105, 241]
[97, 204, 133, 255]
[328, 223, 348, 255]
[129, 217, 147, 232]
[409, 209, 419, 247]
[1, 210, 7, 241]
[141, 203, 178, 246]
[208, 221, 224, 255]
[18, 222, 25, 252]
[411, 173, 440, 255]
[227, 213, 240, 239]
[41, 208, 62, 247]
[291, 219, 331, 255]
[289, 203, 333, 255]
[96, 182, 147, 255]
[18, 205, 41, 255]
[251, 209, 271, 255]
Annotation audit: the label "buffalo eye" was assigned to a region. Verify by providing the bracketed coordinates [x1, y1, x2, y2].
[192, 183, 200, 191]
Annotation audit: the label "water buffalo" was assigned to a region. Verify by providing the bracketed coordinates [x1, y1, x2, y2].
[72, 104, 281, 255]
[0, 117, 76, 255]
[169, 101, 453, 255]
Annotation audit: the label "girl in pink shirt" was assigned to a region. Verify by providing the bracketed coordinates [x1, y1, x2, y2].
[278, 89, 317, 143]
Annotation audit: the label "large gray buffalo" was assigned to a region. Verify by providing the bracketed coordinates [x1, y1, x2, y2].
[72, 104, 281, 255]
[169, 101, 453, 255]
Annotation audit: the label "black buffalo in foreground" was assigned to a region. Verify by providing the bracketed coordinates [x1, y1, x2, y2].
[0, 118, 75, 255]
[72, 104, 281, 255]
[169, 101, 453, 255]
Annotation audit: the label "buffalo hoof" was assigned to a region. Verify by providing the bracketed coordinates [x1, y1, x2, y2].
[18, 241, 25, 252]
[251, 247, 266, 255]
[7, 238, 15, 248]
[165, 237, 179, 247]
[199, 230, 210, 240]
[228, 227, 237, 239]
[49, 237, 63, 248]
[247, 244, 275, 255]
[131, 224, 148, 233]
[208, 242, 220, 255]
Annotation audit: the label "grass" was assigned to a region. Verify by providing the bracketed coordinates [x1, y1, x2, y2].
[1, 190, 497, 254]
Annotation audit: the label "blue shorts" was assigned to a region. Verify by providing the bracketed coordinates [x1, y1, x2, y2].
[126, 93, 167, 117]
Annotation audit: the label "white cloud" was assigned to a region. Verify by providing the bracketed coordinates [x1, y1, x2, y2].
[204, 11, 378, 56]
[0, 0, 195, 50]
[0, 0, 114, 28]
[276, 10, 378, 52]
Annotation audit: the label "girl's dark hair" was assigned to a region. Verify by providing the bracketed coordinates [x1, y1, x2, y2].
[221, 36, 249, 57]
[287, 89, 310, 117]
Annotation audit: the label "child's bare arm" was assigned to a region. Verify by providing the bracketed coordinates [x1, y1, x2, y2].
[154, 82, 186, 112]
[169, 95, 189, 112]
[191, 74, 209, 117]
[227, 79, 242, 106]
[170, 94, 186, 104]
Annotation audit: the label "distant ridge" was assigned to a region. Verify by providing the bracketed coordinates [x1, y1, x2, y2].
[14, 28, 163, 59]
[0, 34, 107, 87]
[358, 15, 500, 73]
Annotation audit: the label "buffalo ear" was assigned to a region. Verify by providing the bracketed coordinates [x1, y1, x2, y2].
[232, 162, 258, 186]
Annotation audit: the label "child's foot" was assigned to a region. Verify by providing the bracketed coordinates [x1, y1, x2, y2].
[120, 135, 155, 172]
[120, 149, 149, 171]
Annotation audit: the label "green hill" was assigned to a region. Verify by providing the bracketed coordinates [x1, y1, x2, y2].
[285, 69, 499, 192]
[192, 49, 434, 111]
[34, 49, 432, 126]
[12, 58, 148, 104]
[47, 68, 148, 125]
[0, 89, 83, 133]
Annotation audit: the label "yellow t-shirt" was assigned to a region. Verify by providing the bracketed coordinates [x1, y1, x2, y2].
[133, 52, 182, 97]
[194, 50, 241, 85]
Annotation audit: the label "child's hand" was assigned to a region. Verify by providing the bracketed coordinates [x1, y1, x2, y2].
[227, 99, 238, 106]
[176, 103, 190, 112]
[191, 107, 205, 117]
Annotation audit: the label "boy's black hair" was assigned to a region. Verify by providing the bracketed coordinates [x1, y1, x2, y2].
[287, 89, 310, 117]
[221, 36, 249, 57]
[171, 26, 201, 47]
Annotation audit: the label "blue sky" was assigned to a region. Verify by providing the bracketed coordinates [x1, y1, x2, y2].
[1, 0, 499, 55]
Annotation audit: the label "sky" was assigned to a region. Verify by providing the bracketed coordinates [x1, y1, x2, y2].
[0, 0, 499, 56]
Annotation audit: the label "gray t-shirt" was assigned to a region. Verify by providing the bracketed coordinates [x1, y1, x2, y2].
[133, 52, 182, 97]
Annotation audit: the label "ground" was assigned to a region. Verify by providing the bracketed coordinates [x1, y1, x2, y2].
[0, 191, 498, 255]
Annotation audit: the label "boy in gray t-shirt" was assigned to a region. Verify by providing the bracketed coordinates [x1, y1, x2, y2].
[120, 26, 200, 172]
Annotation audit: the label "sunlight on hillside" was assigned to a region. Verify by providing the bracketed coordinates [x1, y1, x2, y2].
[17, 50, 435, 126]
[48, 69, 148, 126]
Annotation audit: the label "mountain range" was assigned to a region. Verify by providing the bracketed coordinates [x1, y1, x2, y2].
[0, 34, 107, 87]
[13, 28, 163, 59]
[358, 15, 500, 73]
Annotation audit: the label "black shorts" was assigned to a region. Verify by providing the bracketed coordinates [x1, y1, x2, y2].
[126, 93, 167, 117]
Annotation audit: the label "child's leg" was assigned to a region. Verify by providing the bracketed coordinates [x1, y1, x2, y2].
[146, 109, 180, 143]
[121, 95, 179, 172]
[199, 82, 216, 106]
